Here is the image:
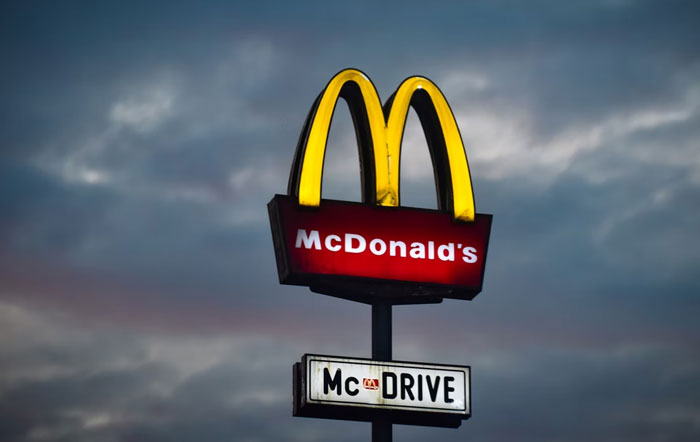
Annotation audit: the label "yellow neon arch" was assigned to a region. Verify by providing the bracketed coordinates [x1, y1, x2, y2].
[385, 76, 475, 222]
[295, 69, 391, 207]
[291, 68, 475, 222]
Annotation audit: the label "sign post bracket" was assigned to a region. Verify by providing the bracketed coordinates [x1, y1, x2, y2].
[372, 302, 392, 442]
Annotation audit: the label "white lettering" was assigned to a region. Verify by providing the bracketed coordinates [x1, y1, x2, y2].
[410, 242, 426, 259]
[389, 240, 406, 257]
[345, 233, 366, 253]
[369, 238, 387, 255]
[294, 227, 478, 265]
[325, 234, 342, 252]
[295, 229, 321, 250]
[462, 247, 478, 263]
[438, 243, 455, 261]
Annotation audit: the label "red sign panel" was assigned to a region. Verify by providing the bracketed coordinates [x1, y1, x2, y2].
[268, 195, 492, 302]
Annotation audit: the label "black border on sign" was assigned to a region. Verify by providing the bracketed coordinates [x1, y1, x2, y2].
[293, 354, 471, 428]
[268, 194, 493, 305]
[305, 356, 468, 413]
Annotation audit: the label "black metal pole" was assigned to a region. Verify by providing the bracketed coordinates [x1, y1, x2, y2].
[372, 302, 392, 442]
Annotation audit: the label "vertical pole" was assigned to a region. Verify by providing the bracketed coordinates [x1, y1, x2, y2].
[372, 302, 392, 442]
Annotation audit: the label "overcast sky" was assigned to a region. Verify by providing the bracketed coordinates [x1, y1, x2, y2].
[1, 1, 699, 441]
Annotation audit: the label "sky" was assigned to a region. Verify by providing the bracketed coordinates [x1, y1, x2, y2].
[1, 0, 699, 441]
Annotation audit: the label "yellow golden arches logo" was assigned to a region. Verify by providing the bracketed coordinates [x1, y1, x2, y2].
[287, 68, 475, 222]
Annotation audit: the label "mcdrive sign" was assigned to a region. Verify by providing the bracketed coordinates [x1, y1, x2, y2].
[269, 68, 492, 302]
[294, 355, 470, 428]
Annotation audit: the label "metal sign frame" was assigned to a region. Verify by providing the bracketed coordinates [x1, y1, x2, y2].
[293, 354, 470, 429]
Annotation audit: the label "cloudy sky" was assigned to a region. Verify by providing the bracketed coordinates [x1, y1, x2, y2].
[1, 1, 699, 441]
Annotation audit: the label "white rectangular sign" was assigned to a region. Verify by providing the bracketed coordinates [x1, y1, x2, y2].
[304, 355, 470, 415]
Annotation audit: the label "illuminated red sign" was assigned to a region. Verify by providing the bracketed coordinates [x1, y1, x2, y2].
[269, 195, 491, 302]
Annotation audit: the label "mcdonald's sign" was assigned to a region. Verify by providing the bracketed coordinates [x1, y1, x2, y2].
[293, 354, 470, 427]
[268, 69, 492, 303]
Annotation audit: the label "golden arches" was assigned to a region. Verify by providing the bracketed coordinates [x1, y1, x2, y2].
[289, 68, 475, 222]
